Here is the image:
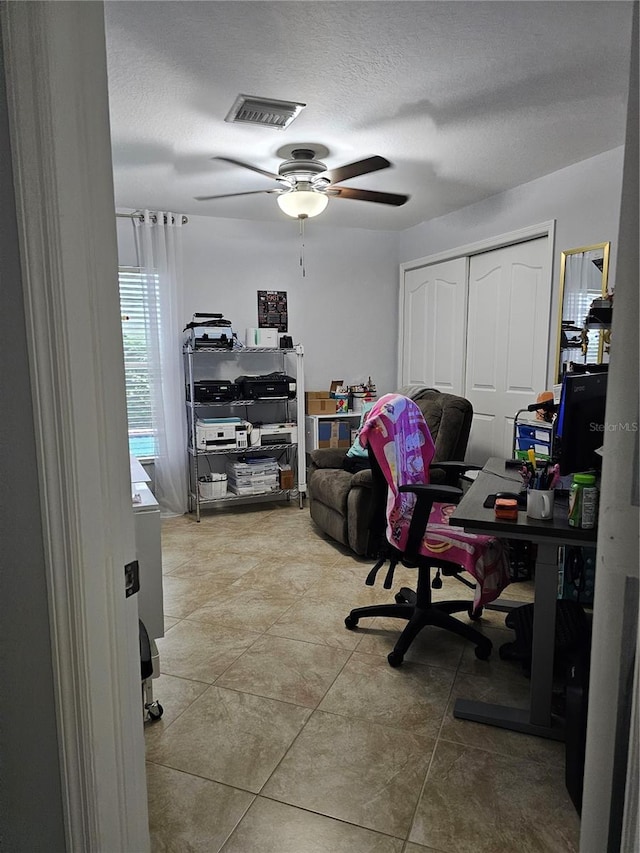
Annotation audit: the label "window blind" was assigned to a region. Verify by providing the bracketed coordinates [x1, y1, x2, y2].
[118, 267, 160, 458]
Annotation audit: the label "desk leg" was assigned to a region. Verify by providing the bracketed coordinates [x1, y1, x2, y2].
[529, 542, 559, 728]
[454, 541, 564, 741]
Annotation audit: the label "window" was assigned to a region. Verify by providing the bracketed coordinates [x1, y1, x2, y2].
[119, 267, 160, 458]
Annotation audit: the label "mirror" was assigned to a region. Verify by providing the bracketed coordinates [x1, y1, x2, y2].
[556, 242, 611, 384]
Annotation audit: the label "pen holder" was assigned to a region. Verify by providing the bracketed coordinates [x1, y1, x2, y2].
[526, 488, 554, 520]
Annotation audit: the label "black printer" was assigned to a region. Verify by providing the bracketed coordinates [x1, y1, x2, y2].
[235, 372, 296, 400]
[187, 380, 239, 403]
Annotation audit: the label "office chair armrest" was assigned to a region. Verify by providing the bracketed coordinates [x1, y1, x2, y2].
[399, 483, 463, 502]
[399, 483, 463, 560]
[429, 461, 482, 487]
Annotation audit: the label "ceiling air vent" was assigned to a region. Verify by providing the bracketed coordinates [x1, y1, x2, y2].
[224, 94, 306, 130]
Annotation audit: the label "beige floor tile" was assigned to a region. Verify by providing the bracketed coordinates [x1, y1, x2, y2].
[146, 686, 311, 793]
[409, 740, 580, 852]
[242, 530, 344, 562]
[504, 578, 536, 601]
[216, 634, 350, 707]
[153, 509, 574, 851]
[167, 551, 260, 581]
[230, 556, 331, 596]
[262, 710, 435, 838]
[161, 551, 193, 573]
[220, 797, 404, 853]
[162, 574, 229, 619]
[157, 619, 261, 683]
[146, 762, 253, 853]
[143, 674, 209, 749]
[318, 651, 454, 737]
[304, 568, 408, 609]
[439, 670, 566, 766]
[187, 587, 298, 632]
[354, 617, 466, 670]
[163, 615, 180, 633]
[457, 624, 521, 680]
[267, 595, 372, 650]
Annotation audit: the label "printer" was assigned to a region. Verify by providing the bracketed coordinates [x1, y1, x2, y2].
[251, 422, 298, 447]
[183, 313, 236, 350]
[187, 380, 239, 403]
[195, 418, 250, 450]
[235, 372, 296, 400]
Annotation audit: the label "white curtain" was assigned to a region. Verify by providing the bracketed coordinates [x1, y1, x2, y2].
[133, 211, 187, 515]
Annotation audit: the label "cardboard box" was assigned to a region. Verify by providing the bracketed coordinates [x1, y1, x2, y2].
[279, 466, 295, 490]
[318, 420, 351, 449]
[306, 382, 346, 415]
[307, 398, 337, 415]
[305, 391, 331, 402]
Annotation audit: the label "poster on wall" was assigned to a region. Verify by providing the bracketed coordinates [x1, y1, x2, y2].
[258, 290, 288, 332]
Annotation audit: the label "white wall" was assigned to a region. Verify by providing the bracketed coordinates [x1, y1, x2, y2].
[399, 146, 624, 277]
[117, 215, 400, 396]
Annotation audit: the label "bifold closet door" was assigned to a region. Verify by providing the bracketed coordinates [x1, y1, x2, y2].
[464, 236, 551, 463]
[400, 258, 467, 393]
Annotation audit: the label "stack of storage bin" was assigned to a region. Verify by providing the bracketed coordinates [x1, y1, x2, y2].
[513, 415, 553, 461]
[226, 457, 279, 495]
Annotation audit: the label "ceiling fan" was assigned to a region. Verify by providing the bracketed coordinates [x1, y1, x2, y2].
[194, 148, 409, 219]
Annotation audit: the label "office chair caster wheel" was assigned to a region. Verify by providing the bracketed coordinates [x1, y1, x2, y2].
[387, 650, 404, 667]
[468, 606, 483, 621]
[345, 615, 358, 630]
[474, 643, 492, 661]
[395, 587, 416, 605]
[146, 701, 163, 721]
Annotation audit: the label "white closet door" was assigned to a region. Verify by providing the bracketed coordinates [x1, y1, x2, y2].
[465, 237, 551, 463]
[400, 258, 467, 393]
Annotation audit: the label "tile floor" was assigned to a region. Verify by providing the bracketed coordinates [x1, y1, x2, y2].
[146, 502, 581, 852]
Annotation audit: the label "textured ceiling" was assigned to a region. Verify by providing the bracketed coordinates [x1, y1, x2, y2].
[104, 1, 633, 231]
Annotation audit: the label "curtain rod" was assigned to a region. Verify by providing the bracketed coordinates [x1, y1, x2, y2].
[116, 211, 189, 225]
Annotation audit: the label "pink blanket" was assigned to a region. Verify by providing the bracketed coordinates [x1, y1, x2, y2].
[359, 394, 510, 609]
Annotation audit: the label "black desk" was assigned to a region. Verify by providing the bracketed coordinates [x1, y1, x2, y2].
[450, 457, 597, 740]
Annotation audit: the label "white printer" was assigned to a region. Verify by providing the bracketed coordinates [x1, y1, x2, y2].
[251, 422, 298, 447]
[195, 418, 250, 450]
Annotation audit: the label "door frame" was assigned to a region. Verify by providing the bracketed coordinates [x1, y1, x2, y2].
[397, 221, 557, 389]
[2, 3, 149, 850]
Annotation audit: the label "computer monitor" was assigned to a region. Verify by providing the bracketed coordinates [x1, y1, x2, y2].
[555, 370, 608, 476]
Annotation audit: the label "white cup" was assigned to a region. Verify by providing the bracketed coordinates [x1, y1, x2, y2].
[526, 488, 555, 520]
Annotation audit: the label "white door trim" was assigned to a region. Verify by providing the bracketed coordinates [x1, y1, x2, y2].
[397, 220, 556, 388]
[2, 3, 149, 850]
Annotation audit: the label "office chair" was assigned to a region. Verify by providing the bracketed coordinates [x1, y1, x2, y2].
[344, 394, 510, 667]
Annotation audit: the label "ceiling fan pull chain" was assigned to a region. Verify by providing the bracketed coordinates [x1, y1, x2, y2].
[299, 215, 306, 278]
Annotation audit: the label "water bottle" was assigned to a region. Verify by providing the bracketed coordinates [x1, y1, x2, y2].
[568, 473, 598, 528]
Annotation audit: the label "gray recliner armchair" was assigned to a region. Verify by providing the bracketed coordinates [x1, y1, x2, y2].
[308, 387, 474, 556]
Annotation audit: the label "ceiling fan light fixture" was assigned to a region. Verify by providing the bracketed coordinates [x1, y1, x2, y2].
[277, 188, 329, 219]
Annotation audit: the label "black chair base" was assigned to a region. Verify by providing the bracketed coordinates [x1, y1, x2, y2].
[345, 564, 492, 667]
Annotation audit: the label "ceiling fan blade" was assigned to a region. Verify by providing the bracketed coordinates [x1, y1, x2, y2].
[328, 186, 409, 206]
[213, 156, 282, 182]
[194, 188, 282, 201]
[319, 155, 391, 185]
